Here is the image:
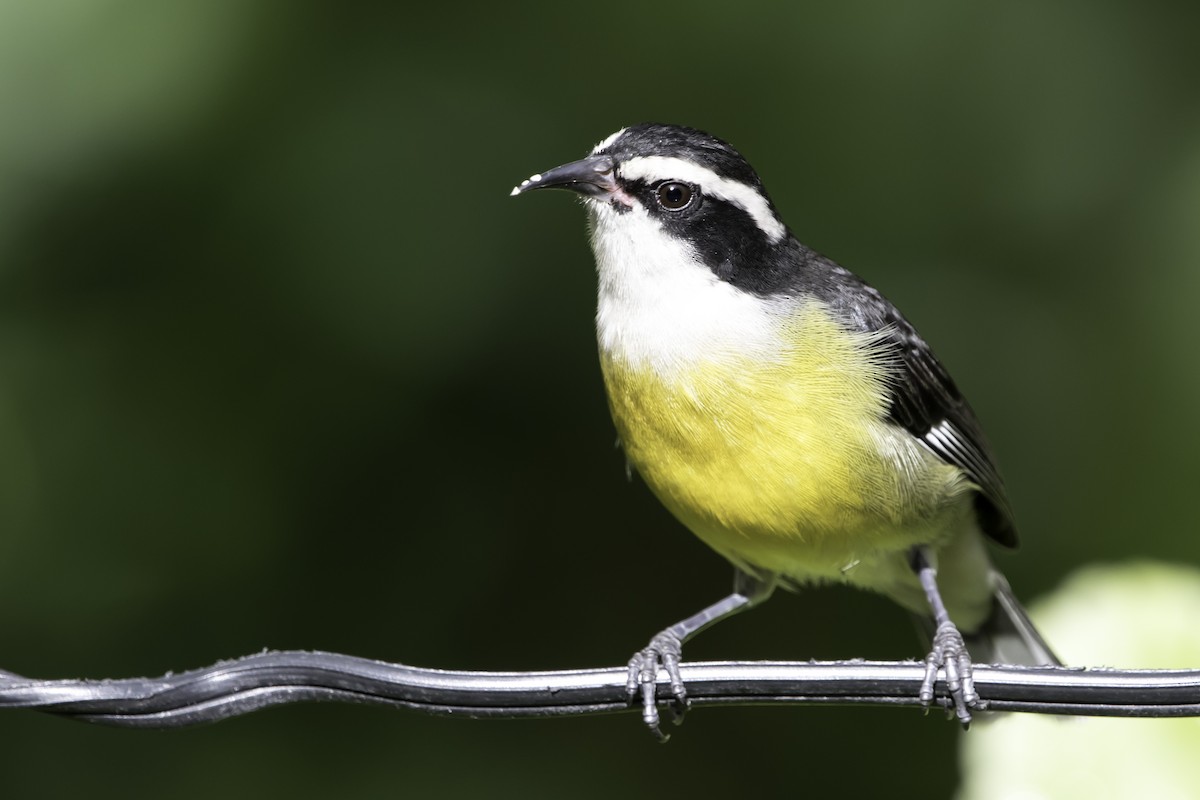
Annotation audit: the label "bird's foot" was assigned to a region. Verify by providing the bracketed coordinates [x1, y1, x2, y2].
[919, 620, 982, 727]
[626, 630, 689, 742]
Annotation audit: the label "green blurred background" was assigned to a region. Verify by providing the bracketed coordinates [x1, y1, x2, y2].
[2, 0, 1199, 796]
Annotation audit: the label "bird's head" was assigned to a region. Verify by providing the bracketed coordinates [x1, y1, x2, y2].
[512, 124, 792, 292]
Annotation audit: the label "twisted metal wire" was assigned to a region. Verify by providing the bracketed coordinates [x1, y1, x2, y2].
[2, 651, 1199, 728]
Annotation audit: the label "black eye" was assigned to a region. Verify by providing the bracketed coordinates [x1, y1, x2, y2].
[655, 181, 695, 211]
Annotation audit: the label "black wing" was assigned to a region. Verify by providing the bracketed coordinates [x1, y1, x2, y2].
[795, 245, 1018, 548]
[884, 319, 1017, 548]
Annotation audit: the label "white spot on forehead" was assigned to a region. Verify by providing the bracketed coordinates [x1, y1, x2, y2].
[591, 128, 627, 154]
[618, 155, 786, 243]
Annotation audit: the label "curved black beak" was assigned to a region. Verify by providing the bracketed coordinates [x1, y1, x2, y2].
[510, 154, 617, 198]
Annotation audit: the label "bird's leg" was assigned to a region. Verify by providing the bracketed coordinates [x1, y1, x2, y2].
[910, 546, 980, 727]
[627, 569, 775, 742]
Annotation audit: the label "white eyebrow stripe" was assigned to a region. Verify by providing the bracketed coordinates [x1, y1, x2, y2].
[617, 155, 786, 243]
[591, 128, 627, 154]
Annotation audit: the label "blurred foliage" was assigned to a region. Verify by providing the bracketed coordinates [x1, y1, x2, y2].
[959, 563, 1200, 799]
[1, 0, 1199, 797]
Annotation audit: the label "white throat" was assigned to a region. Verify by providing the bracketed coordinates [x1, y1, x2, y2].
[588, 201, 783, 376]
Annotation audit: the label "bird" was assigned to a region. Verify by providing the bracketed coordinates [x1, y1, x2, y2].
[511, 123, 1059, 740]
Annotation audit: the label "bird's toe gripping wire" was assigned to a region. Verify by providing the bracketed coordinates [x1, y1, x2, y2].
[625, 570, 775, 742]
[626, 630, 689, 742]
[920, 620, 980, 726]
[911, 546, 983, 727]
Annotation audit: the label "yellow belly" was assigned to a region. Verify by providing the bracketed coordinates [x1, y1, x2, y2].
[600, 305, 972, 582]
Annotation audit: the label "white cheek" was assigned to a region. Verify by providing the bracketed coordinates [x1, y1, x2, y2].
[587, 202, 782, 374]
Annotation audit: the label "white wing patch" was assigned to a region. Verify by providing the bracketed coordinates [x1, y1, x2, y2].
[618, 155, 786, 243]
[921, 419, 991, 487]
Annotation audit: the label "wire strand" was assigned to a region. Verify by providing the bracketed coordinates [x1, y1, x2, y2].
[3, 651, 1200, 728]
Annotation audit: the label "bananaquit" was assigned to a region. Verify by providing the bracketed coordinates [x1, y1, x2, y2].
[511, 123, 1059, 739]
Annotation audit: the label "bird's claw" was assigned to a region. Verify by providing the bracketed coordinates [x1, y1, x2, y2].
[626, 630, 689, 742]
[919, 620, 981, 727]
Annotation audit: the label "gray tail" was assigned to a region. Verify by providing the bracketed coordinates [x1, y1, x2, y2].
[969, 571, 1061, 666]
[914, 571, 1062, 667]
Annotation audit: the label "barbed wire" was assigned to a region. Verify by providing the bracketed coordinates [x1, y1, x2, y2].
[2, 651, 1199, 728]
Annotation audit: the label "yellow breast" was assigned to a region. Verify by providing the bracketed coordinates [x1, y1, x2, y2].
[600, 302, 970, 580]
